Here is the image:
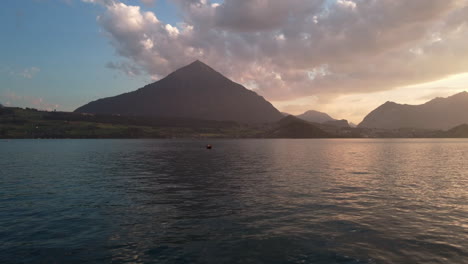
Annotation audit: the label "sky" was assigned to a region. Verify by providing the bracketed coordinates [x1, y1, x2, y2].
[1, 0, 468, 123]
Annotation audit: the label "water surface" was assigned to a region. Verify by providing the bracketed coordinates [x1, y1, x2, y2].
[1, 139, 467, 263]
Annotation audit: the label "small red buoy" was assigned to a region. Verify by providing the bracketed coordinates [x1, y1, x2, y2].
[206, 144, 212, 149]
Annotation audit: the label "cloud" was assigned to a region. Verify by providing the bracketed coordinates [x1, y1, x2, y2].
[336, 0, 357, 10]
[1, 91, 60, 111]
[106, 61, 141, 76]
[5, 67, 41, 79]
[140, 0, 156, 6]
[83, 0, 468, 103]
[211, 0, 323, 32]
[20, 67, 41, 79]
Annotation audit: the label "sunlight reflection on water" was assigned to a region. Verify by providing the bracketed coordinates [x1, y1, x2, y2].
[1, 139, 467, 263]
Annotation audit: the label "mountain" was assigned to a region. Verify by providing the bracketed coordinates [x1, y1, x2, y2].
[359, 92, 468, 130]
[264, 115, 332, 138]
[323, 119, 350, 128]
[75, 60, 283, 123]
[296, 110, 350, 128]
[443, 124, 468, 138]
[296, 110, 335, 123]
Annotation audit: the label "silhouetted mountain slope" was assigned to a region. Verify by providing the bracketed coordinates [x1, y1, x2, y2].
[443, 124, 468, 137]
[296, 110, 350, 128]
[359, 92, 468, 130]
[265, 116, 332, 138]
[323, 119, 350, 128]
[75, 60, 283, 123]
[296, 110, 335, 123]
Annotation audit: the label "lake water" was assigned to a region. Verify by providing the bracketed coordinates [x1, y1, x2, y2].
[1, 139, 467, 263]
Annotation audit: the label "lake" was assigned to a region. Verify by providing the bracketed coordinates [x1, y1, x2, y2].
[1, 139, 467, 263]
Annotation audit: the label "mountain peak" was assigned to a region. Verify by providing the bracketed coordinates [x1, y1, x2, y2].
[451, 91, 468, 97]
[193, 59, 204, 64]
[168, 60, 222, 80]
[296, 109, 335, 123]
[75, 60, 283, 123]
[359, 91, 468, 130]
[185, 59, 213, 70]
[426, 91, 468, 105]
[189, 59, 206, 66]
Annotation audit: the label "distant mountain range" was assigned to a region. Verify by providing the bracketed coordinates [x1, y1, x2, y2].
[70, 60, 468, 130]
[265, 116, 331, 138]
[296, 110, 350, 128]
[359, 92, 468, 130]
[296, 110, 335, 123]
[75, 60, 283, 123]
[444, 124, 468, 138]
[3, 106, 468, 139]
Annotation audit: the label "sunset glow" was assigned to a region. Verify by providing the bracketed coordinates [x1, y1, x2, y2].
[1, 0, 468, 123]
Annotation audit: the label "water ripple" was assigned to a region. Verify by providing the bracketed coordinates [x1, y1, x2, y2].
[1, 139, 467, 263]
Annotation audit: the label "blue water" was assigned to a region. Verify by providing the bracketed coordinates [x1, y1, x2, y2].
[1, 139, 467, 263]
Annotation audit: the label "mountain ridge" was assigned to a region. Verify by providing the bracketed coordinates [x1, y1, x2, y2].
[265, 115, 332, 138]
[75, 60, 283, 123]
[296, 110, 335, 123]
[296, 109, 350, 128]
[359, 91, 468, 130]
